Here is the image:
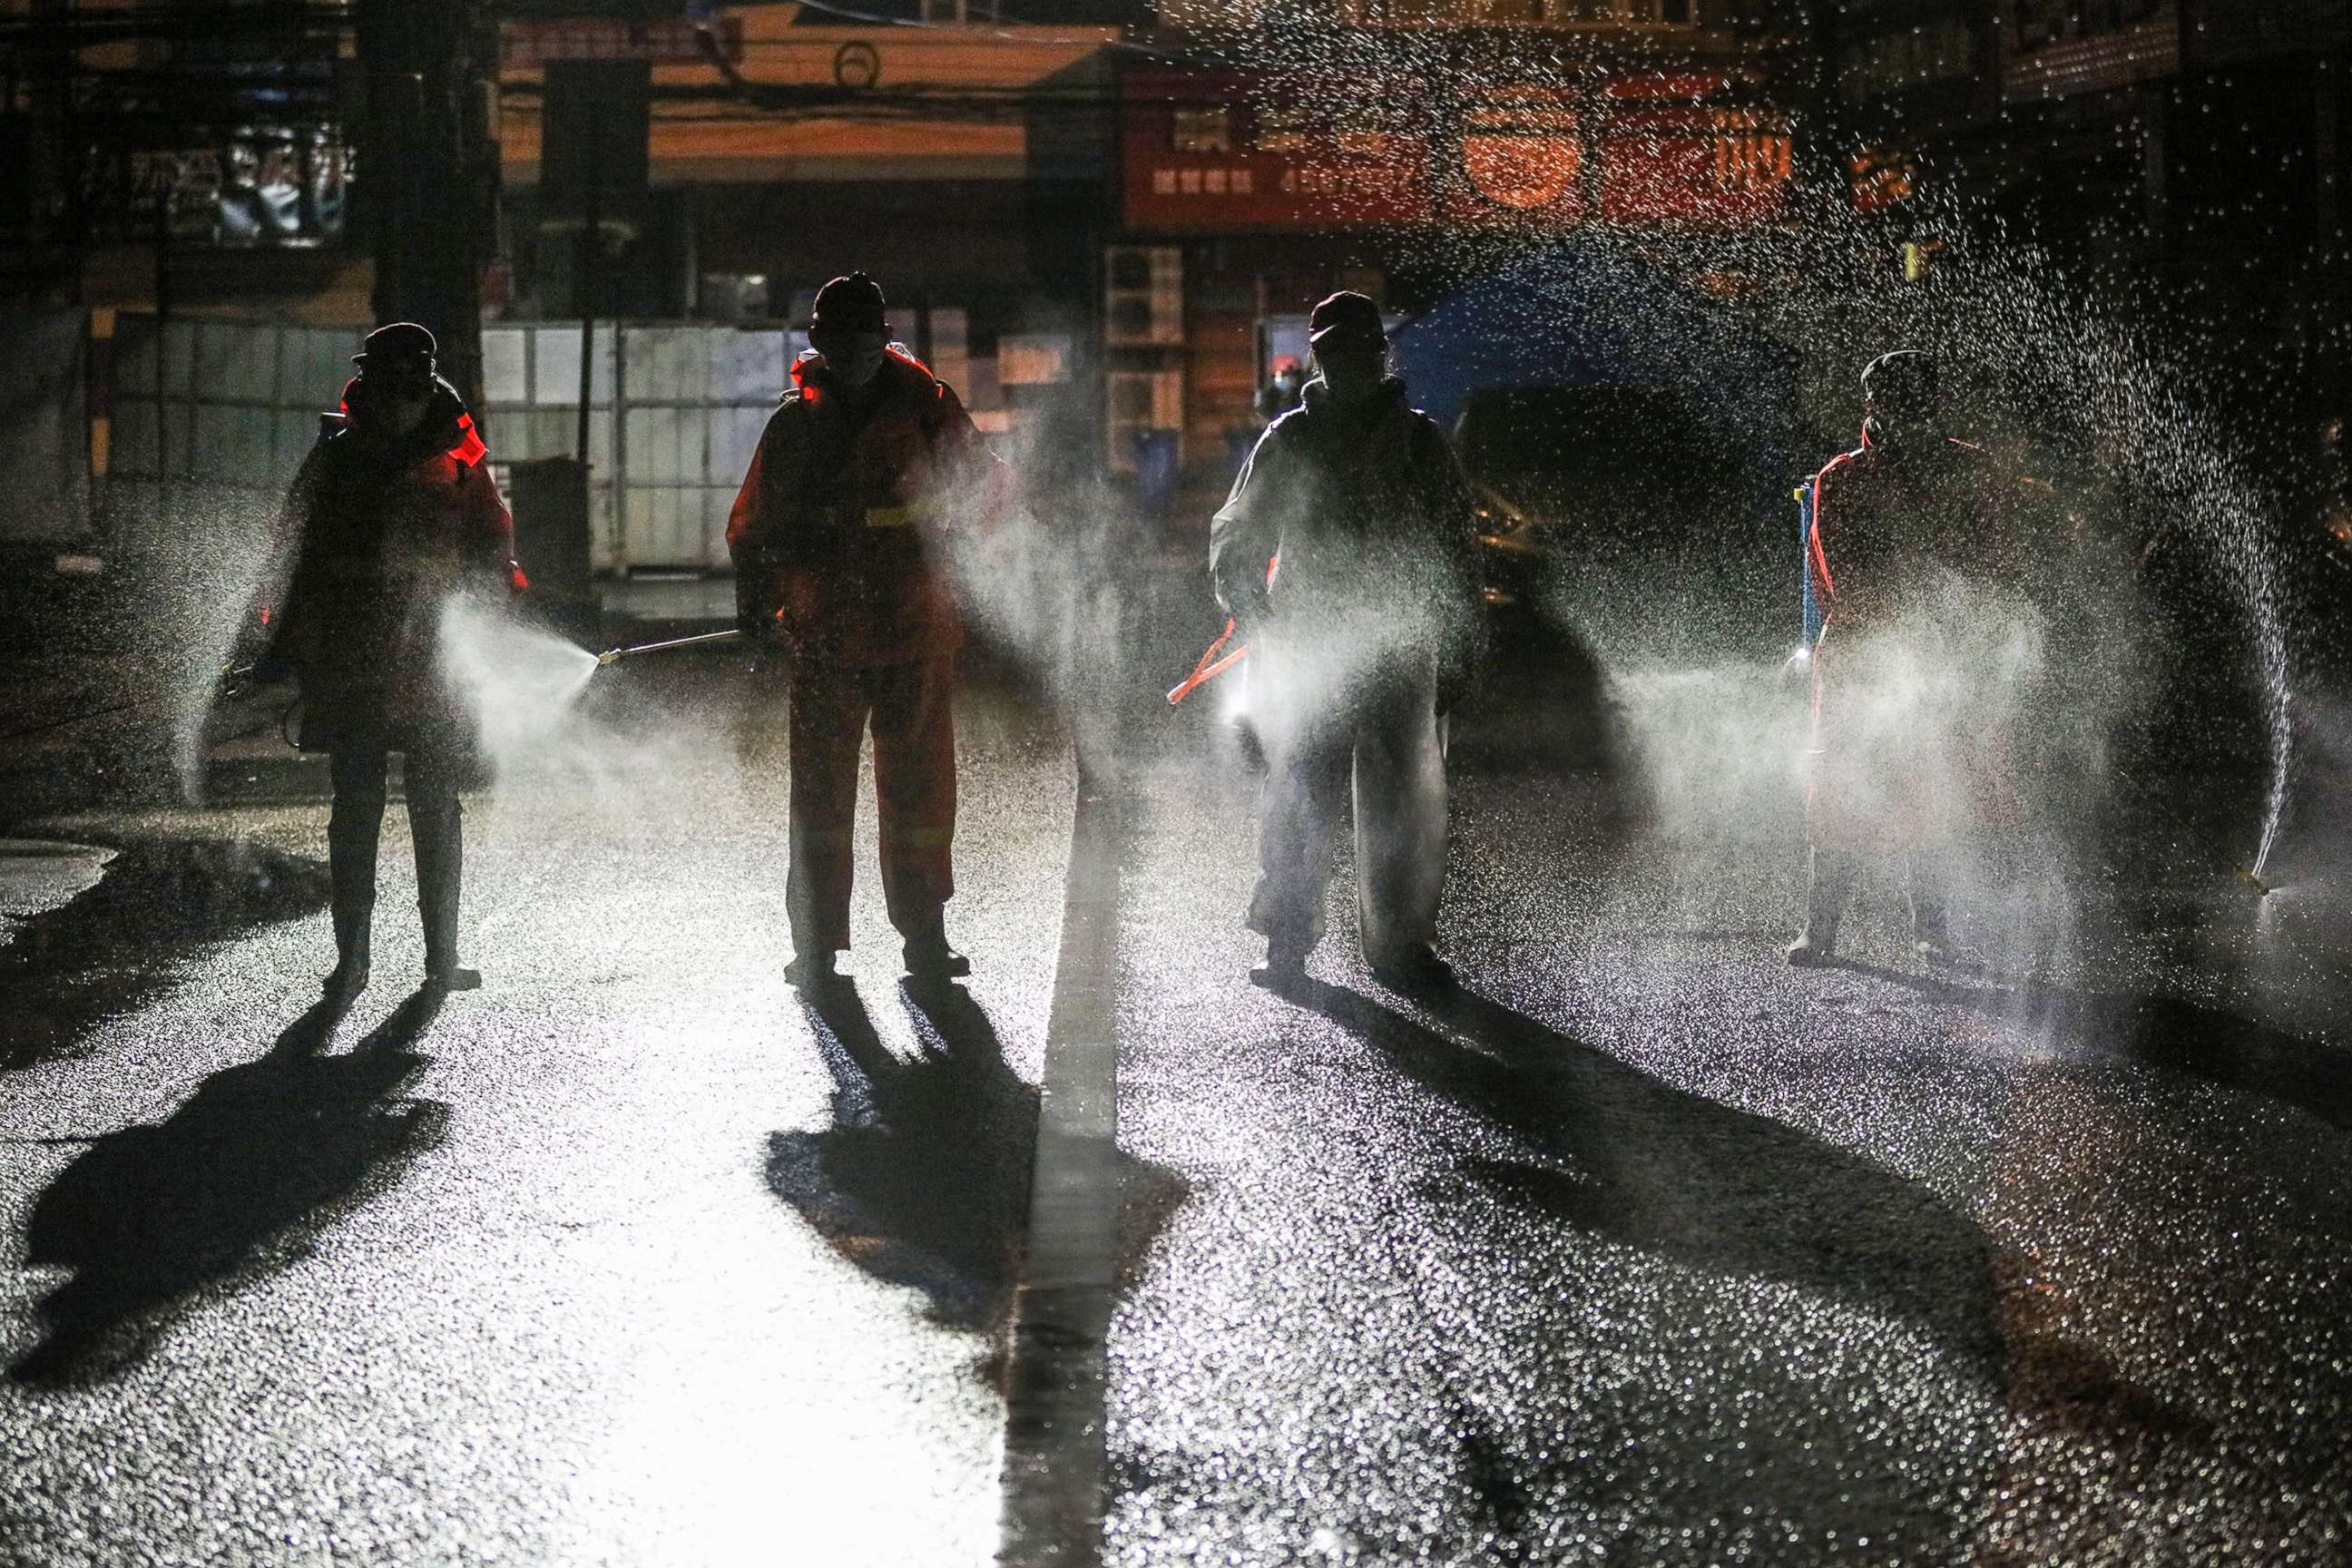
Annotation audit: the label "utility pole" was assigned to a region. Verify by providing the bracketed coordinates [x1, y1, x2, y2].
[352, 0, 501, 413]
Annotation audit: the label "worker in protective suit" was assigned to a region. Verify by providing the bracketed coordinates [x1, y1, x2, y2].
[729, 272, 987, 988]
[268, 321, 522, 1004]
[1788, 348, 2027, 968]
[1211, 290, 1483, 993]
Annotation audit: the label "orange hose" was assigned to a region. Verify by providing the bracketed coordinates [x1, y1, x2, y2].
[1167, 619, 1249, 704]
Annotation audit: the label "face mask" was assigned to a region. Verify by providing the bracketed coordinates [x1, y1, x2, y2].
[818, 332, 889, 387]
[368, 377, 434, 434]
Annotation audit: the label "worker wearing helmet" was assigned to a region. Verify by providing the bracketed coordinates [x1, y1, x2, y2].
[1789, 348, 2027, 968]
[268, 321, 522, 1004]
[728, 272, 988, 987]
[1212, 291, 1484, 994]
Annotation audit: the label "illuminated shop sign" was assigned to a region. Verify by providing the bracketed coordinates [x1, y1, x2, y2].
[77, 128, 350, 246]
[1122, 71, 1790, 232]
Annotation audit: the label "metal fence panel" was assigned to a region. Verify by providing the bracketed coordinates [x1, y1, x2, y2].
[532, 326, 615, 407]
[709, 404, 768, 485]
[482, 327, 529, 407]
[275, 407, 319, 477]
[190, 402, 275, 481]
[710, 329, 788, 404]
[625, 326, 709, 405]
[630, 404, 701, 485]
[212, 320, 279, 403]
[0, 310, 86, 541]
[701, 488, 735, 567]
[103, 317, 800, 569]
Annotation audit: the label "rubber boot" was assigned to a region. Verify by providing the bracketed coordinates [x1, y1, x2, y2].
[324, 753, 383, 1005]
[1786, 848, 1857, 968]
[1907, 854, 1959, 969]
[323, 900, 373, 1008]
[1369, 942, 1455, 995]
[415, 798, 479, 994]
[1250, 932, 1313, 994]
[785, 936, 839, 991]
[900, 906, 971, 981]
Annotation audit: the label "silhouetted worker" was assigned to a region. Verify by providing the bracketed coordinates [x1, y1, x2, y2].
[729, 272, 986, 987]
[1789, 348, 2023, 968]
[268, 322, 521, 1003]
[1212, 291, 1482, 993]
[1256, 357, 1305, 425]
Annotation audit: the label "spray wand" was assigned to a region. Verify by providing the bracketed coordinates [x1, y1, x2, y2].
[594, 629, 746, 667]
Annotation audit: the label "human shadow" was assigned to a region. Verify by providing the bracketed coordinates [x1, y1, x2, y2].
[1, 838, 331, 1073]
[7, 991, 449, 1387]
[1837, 961, 2352, 1134]
[765, 982, 1043, 1333]
[767, 980, 1190, 1337]
[1276, 975, 2011, 1381]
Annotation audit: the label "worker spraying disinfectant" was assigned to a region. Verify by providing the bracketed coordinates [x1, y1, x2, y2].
[260, 322, 524, 1005]
[1207, 290, 1484, 995]
[1788, 348, 2044, 970]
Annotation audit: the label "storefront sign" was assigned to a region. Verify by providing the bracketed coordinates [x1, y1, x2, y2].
[77, 129, 349, 246]
[1123, 70, 1790, 233]
[503, 16, 744, 67]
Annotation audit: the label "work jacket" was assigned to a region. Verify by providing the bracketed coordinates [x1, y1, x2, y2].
[727, 346, 984, 667]
[275, 377, 519, 750]
[1210, 376, 1482, 699]
[1804, 426, 2032, 849]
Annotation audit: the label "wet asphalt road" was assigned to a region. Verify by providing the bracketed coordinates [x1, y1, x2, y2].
[4, 645, 2350, 1566]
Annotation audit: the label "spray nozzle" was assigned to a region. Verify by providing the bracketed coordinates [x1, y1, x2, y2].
[591, 629, 745, 671]
[2236, 865, 2275, 897]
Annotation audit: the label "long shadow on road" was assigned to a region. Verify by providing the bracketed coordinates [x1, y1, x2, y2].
[766, 980, 1190, 1343]
[766, 981, 1041, 1335]
[1289, 977, 2009, 1380]
[1839, 961, 2352, 1136]
[1289, 978, 2220, 1459]
[1, 838, 330, 1073]
[7, 993, 448, 1387]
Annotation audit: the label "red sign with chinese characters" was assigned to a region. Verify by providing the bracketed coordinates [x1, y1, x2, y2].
[1122, 73, 1431, 230]
[1122, 69, 1791, 233]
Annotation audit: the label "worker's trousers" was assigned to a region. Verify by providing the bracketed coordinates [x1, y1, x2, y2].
[1249, 667, 1448, 965]
[787, 656, 957, 956]
[327, 724, 467, 963]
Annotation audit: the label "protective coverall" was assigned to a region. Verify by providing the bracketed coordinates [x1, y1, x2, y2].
[1211, 376, 1482, 971]
[274, 373, 519, 987]
[1799, 426, 2026, 953]
[728, 345, 983, 962]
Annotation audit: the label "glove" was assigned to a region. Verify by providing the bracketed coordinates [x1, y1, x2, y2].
[734, 564, 779, 643]
[1219, 573, 1270, 635]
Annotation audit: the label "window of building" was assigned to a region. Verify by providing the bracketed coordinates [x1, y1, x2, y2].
[1172, 105, 1234, 154]
[2014, 0, 2168, 49]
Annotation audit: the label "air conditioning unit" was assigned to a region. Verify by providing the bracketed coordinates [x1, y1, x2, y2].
[1104, 246, 1183, 348]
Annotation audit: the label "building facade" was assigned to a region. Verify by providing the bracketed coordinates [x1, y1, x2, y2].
[1112, 0, 1809, 483]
